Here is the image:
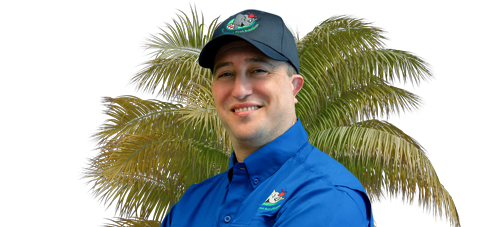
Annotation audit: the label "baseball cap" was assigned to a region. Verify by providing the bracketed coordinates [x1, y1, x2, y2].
[198, 9, 300, 74]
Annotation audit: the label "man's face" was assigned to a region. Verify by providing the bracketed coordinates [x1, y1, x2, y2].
[211, 41, 303, 148]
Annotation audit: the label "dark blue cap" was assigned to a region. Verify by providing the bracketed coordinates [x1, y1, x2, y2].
[199, 9, 300, 74]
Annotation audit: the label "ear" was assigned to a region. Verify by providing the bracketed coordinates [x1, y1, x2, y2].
[290, 74, 304, 104]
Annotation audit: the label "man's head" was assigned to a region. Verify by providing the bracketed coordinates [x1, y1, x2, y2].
[199, 9, 299, 74]
[198, 10, 303, 158]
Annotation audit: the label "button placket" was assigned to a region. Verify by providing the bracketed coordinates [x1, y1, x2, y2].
[218, 162, 252, 225]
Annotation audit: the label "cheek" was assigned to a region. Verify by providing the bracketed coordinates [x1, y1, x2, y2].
[258, 80, 294, 103]
[212, 83, 230, 106]
[252, 82, 271, 100]
[211, 86, 221, 106]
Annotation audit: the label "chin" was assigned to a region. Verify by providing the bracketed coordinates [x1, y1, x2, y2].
[231, 129, 261, 142]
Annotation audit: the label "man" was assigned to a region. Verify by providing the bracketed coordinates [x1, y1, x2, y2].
[161, 9, 374, 227]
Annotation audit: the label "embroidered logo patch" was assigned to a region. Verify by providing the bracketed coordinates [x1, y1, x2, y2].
[259, 190, 286, 211]
[222, 12, 259, 34]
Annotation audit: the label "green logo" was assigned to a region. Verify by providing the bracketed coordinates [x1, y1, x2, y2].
[222, 12, 259, 34]
[259, 190, 286, 211]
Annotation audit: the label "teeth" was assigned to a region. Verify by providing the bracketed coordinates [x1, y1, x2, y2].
[234, 106, 259, 113]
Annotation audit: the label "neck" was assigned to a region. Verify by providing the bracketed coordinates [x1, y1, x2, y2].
[232, 142, 262, 162]
[231, 117, 297, 162]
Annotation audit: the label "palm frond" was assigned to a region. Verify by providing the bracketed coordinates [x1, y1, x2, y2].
[93, 96, 182, 144]
[131, 56, 210, 100]
[87, 133, 229, 220]
[87, 95, 229, 220]
[104, 217, 161, 227]
[366, 49, 432, 86]
[304, 83, 422, 132]
[176, 80, 232, 152]
[296, 16, 432, 126]
[131, 6, 220, 99]
[309, 120, 459, 226]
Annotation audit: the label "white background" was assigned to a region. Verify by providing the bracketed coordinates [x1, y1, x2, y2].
[1, 1, 498, 226]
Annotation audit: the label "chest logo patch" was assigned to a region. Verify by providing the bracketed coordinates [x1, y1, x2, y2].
[259, 190, 287, 211]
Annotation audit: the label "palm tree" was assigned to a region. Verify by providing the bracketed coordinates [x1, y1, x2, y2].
[86, 6, 460, 227]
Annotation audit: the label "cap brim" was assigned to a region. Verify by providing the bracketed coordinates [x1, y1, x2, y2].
[199, 34, 288, 71]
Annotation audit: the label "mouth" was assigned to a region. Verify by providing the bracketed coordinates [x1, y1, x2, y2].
[232, 106, 261, 113]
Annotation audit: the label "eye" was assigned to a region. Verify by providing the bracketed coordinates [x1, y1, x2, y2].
[252, 69, 268, 74]
[216, 72, 233, 79]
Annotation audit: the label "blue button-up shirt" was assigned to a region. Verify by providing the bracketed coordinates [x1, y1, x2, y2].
[162, 119, 373, 226]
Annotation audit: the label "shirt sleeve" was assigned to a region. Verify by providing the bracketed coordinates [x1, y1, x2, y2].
[274, 186, 372, 227]
[160, 209, 172, 227]
[160, 203, 178, 227]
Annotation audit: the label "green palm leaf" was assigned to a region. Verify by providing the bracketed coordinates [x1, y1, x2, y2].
[131, 6, 218, 100]
[310, 121, 458, 226]
[104, 217, 162, 227]
[86, 95, 229, 220]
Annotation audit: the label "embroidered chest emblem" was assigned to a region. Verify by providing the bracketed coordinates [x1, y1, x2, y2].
[259, 190, 287, 211]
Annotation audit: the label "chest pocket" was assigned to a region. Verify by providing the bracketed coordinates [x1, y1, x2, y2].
[251, 203, 281, 226]
[228, 197, 284, 226]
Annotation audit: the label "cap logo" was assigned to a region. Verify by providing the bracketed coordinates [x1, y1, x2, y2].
[222, 12, 259, 34]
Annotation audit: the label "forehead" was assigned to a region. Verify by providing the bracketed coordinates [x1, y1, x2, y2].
[214, 41, 269, 64]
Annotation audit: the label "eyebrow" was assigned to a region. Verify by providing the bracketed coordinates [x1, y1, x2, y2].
[246, 57, 276, 69]
[213, 57, 276, 72]
[213, 61, 233, 73]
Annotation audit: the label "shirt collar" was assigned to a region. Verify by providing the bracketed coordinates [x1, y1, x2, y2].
[227, 118, 309, 188]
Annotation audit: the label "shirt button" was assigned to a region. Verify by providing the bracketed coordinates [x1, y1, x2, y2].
[254, 178, 259, 185]
[224, 215, 231, 223]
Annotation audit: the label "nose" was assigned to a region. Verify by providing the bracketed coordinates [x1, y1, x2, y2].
[232, 75, 252, 100]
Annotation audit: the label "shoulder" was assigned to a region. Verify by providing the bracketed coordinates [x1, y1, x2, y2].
[274, 145, 372, 226]
[293, 145, 366, 192]
[276, 184, 371, 227]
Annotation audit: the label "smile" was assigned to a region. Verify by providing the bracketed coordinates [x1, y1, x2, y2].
[233, 106, 260, 113]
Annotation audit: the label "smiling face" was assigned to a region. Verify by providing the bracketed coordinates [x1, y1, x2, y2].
[212, 41, 303, 160]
